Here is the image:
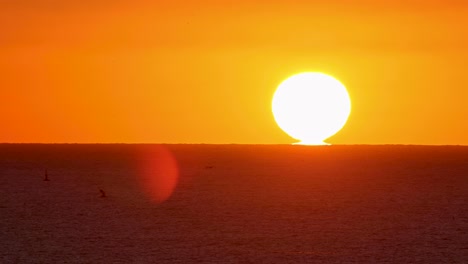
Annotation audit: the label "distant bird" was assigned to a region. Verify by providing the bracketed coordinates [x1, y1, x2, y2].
[43, 169, 50, 181]
[99, 189, 106, 198]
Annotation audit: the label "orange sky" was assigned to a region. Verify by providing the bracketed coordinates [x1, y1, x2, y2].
[1, 0, 467, 144]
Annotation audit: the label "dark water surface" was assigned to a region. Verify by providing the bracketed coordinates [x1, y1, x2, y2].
[0, 144, 467, 263]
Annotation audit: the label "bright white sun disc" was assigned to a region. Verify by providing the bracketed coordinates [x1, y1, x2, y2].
[272, 72, 351, 145]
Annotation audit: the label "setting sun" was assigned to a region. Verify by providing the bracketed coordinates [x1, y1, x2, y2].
[1, 1, 468, 262]
[272, 72, 351, 145]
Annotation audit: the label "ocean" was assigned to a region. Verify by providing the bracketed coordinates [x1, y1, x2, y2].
[0, 144, 467, 263]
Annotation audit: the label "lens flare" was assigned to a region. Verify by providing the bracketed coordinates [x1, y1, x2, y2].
[137, 145, 178, 203]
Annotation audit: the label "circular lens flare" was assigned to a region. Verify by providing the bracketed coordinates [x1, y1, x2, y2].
[137, 145, 179, 203]
[272, 72, 351, 145]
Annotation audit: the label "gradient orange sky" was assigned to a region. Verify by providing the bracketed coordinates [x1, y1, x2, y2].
[1, 0, 467, 144]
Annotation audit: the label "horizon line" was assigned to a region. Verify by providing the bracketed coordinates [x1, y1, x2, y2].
[0, 143, 467, 146]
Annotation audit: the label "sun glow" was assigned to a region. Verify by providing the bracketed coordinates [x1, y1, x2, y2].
[272, 72, 351, 145]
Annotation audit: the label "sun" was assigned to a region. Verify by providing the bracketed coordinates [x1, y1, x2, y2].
[272, 72, 351, 145]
